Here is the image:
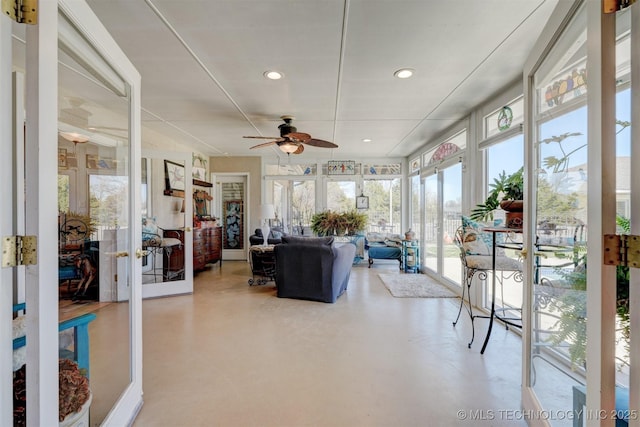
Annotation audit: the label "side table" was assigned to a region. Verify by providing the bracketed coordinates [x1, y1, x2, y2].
[402, 239, 420, 273]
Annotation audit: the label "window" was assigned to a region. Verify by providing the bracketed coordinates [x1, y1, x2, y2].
[266, 179, 316, 235]
[363, 178, 401, 234]
[89, 174, 129, 240]
[327, 180, 356, 213]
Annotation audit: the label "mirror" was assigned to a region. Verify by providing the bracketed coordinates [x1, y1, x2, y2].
[57, 10, 131, 425]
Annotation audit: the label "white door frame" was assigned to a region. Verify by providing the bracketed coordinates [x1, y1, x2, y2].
[59, 2, 144, 424]
[1, 1, 144, 424]
[213, 173, 250, 261]
[521, 0, 620, 423]
[141, 149, 194, 299]
[0, 10, 16, 426]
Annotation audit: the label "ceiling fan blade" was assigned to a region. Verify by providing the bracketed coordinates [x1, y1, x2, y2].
[303, 138, 339, 148]
[243, 135, 283, 140]
[284, 132, 311, 143]
[249, 141, 278, 149]
[293, 144, 304, 154]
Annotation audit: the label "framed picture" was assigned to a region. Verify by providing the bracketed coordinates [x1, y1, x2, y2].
[192, 167, 206, 180]
[356, 195, 369, 210]
[327, 160, 356, 175]
[66, 153, 78, 169]
[58, 148, 67, 168]
[164, 160, 186, 191]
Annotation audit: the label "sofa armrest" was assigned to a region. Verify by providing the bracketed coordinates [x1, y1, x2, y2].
[332, 244, 356, 294]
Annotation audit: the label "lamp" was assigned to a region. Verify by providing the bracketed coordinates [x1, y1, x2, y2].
[259, 204, 275, 246]
[279, 142, 300, 154]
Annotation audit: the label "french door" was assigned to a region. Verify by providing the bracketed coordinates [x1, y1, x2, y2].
[214, 173, 249, 260]
[422, 161, 462, 287]
[141, 150, 193, 298]
[522, 0, 639, 423]
[2, 1, 143, 425]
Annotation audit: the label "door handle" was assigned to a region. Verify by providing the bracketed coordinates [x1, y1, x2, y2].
[136, 248, 150, 259]
[114, 251, 129, 258]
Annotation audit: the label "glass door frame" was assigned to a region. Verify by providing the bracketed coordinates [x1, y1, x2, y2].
[141, 149, 193, 299]
[420, 155, 463, 287]
[213, 173, 250, 261]
[2, 1, 143, 424]
[521, 0, 623, 419]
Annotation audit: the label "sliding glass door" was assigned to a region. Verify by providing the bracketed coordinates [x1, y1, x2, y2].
[422, 161, 462, 286]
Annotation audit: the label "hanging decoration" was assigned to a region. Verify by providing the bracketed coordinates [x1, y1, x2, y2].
[497, 106, 513, 131]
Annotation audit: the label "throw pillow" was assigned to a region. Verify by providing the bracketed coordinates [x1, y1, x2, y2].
[461, 216, 507, 256]
[142, 217, 159, 241]
[270, 230, 283, 240]
[462, 216, 493, 247]
[366, 232, 385, 243]
[462, 231, 490, 255]
[384, 238, 402, 248]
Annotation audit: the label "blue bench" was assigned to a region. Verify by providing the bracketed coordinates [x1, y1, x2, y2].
[573, 385, 630, 427]
[366, 242, 402, 269]
[12, 303, 97, 377]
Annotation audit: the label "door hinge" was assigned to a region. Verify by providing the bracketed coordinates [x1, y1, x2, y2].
[604, 234, 640, 268]
[2, 0, 37, 24]
[2, 236, 37, 267]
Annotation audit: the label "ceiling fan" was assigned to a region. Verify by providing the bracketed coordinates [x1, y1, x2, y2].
[243, 116, 338, 155]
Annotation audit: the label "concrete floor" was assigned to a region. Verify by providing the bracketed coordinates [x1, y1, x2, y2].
[123, 260, 528, 427]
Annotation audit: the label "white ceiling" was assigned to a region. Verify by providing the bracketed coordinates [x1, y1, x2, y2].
[79, 0, 559, 160]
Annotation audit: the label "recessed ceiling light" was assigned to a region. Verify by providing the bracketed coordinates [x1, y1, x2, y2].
[394, 68, 414, 79]
[264, 70, 283, 80]
[362, 138, 372, 142]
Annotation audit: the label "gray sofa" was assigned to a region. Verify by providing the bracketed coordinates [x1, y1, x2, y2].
[274, 236, 356, 303]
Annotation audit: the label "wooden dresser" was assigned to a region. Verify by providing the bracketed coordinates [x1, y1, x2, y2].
[193, 224, 222, 272]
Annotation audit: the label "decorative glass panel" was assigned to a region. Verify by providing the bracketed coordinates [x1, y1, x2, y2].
[265, 164, 316, 175]
[362, 163, 402, 176]
[485, 97, 524, 138]
[424, 130, 467, 167]
[409, 157, 420, 173]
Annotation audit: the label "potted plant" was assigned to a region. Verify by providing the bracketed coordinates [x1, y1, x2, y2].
[470, 167, 524, 228]
[311, 210, 338, 236]
[311, 210, 368, 236]
[342, 210, 368, 235]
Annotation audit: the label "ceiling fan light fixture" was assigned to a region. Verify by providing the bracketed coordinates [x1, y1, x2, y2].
[393, 68, 414, 79]
[59, 131, 89, 143]
[264, 70, 283, 80]
[279, 142, 299, 154]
